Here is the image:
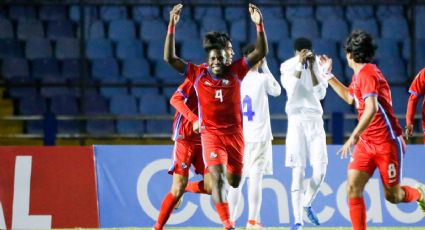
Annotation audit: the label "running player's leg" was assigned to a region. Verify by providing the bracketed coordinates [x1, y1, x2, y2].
[185, 143, 211, 195]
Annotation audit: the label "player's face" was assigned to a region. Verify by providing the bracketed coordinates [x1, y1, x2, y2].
[225, 41, 234, 65]
[346, 52, 354, 69]
[207, 49, 227, 76]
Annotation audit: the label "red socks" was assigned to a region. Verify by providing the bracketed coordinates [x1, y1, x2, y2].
[401, 186, 421, 202]
[349, 197, 366, 230]
[185, 180, 211, 194]
[215, 202, 233, 228]
[155, 192, 178, 229]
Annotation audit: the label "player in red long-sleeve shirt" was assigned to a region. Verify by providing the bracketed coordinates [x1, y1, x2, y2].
[406, 68, 425, 143]
[163, 3, 268, 229]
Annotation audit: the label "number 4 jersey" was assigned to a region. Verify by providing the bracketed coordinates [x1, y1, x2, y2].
[241, 69, 281, 142]
[184, 58, 250, 135]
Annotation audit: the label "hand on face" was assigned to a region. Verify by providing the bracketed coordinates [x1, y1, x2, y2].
[169, 4, 183, 25]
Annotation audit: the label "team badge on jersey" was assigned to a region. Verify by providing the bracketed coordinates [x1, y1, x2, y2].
[222, 79, 229, 86]
[204, 81, 212, 86]
[181, 162, 187, 169]
[210, 152, 217, 159]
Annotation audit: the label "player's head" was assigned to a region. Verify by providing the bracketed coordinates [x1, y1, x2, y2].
[294, 37, 312, 54]
[344, 30, 376, 67]
[243, 44, 262, 69]
[205, 44, 227, 76]
[203, 31, 233, 65]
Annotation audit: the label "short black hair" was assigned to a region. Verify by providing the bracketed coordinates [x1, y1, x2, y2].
[203, 31, 230, 52]
[242, 44, 255, 57]
[204, 44, 224, 56]
[294, 37, 312, 52]
[344, 30, 376, 63]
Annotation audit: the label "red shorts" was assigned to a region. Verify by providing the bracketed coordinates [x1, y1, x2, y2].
[201, 131, 244, 176]
[168, 140, 205, 177]
[349, 136, 406, 186]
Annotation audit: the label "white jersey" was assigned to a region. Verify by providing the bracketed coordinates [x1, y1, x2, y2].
[280, 56, 328, 119]
[241, 67, 281, 142]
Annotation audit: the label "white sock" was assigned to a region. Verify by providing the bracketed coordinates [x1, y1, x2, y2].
[248, 170, 264, 222]
[303, 163, 327, 207]
[291, 166, 305, 224]
[228, 172, 247, 222]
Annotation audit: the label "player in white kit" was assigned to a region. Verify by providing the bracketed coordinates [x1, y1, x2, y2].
[228, 44, 281, 229]
[280, 38, 328, 230]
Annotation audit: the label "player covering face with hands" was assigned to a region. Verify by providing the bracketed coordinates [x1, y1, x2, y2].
[319, 30, 425, 230]
[162, 3, 268, 230]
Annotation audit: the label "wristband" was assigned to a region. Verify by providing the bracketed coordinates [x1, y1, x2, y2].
[168, 25, 175, 34]
[256, 23, 264, 32]
[295, 62, 303, 72]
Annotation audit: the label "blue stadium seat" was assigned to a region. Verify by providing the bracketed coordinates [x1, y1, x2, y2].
[321, 18, 349, 42]
[116, 39, 144, 60]
[155, 61, 182, 84]
[87, 20, 105, 39]
[146, 41, 163, 61]
[17, 20, 44, 40]
[376, 5, 405, 20]
[50, 95, 80, 134]
[0, 19, 13, 39]
[200, 17, 228, 38]
[375, 39, 400, 60]
[130, 78, 159, 97]
[32, 58, 61, 79]
[83, 94, 115, 135]
[56, 38, 80, 60]
[323, 89, 353, 114]
[381, 17, 409, 42]
[2, 58, 29, 79]
[331, 58, 345, 82]
[140, 19, 166, 42]
[110, 94, 144, 134]
[0, 39, 23, 59]
[69, 5, 98, 23]
[68, 78, 98, 98]
[162, 86, 178, 99]
[286, 6, 314, 21]
[180, 40, 205, 64]
[415, 39, 425, 72]
[61, 59, 80, 79]
[26, 39, 52, 59]
[346, 6, 374, 20]
[99, 77, 128, 98]
[230, 19, 247, 42]
[277, 38, 294, 61]
[139, 94, 170, 134]
[313, 39, 338, 59]
[291, 18, 319, 40]
[8, 76, 37, 99]
[194, 6, 222, 21]
[40, 76, 71, 97]
[47, 20, 75, 40]
[268, 93, 286, 115]
[91, 58, 120, 79]
[224, 6, 245, 21]
[86, 39, 113, 59]
[261, 6, 284, 20]
[99, 6, 128, 21]
[379, 58, 407, 84]
[19, 95, 46, 134]
[9, 6, 37, 21]
[265, 56, 280, 78]
[175, 19, 199, 43]
[132, 6, 160, 22]
[122, 58, 150, 80]
[315, 6, 344, 22]
[39, 5, 67, 21]
[263, 19, 289, 43]
[416, 6, 425, 39]
[271, 119, 287, 137]
[350, 19, 379, 38]
[390, 86, 409, 114]
[108, 19, 136, 41]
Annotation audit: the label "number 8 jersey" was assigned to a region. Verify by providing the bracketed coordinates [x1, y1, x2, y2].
[184, 58, 250, 135]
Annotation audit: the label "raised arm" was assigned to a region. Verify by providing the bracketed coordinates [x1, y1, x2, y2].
[319, 55, 354, 105]
[164, 4, 186, 73]
[246, 3, 268, 67]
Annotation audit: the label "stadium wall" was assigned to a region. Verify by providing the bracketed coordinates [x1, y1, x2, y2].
[0, 145, 424, 228]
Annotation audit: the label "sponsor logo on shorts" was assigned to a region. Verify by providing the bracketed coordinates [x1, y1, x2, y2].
[210, 152, 217, 159]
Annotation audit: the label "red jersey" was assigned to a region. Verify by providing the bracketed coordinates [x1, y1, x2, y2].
[407, 68, 425, 129]
[184, 58, 250, 135]
[348, 64, 402, 143]
[170, 79, 200, 142]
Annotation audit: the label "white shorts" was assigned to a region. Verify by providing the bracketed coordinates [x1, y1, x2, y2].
[285, 117, 328, 168]
[243, 141, 273, 175]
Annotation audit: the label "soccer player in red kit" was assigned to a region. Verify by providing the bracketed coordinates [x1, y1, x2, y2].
[164, 3, 268, 229]
[406, 68, 425, 143]
[319, 30, 425, 230]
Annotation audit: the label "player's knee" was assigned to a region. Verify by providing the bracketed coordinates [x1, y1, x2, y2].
[346, 183, 362, 197]
[170, 182, 186, 197]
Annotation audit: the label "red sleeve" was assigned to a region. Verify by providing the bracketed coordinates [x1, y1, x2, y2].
[170, 80, 198, 123]
[228, 57, 251, 81]
[183, 62, 203, 84]
[348, 81, 355, 98]
[409, 68, 425, 97]
[358, 71, 379, 100]
[406, 94, 419, 125]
